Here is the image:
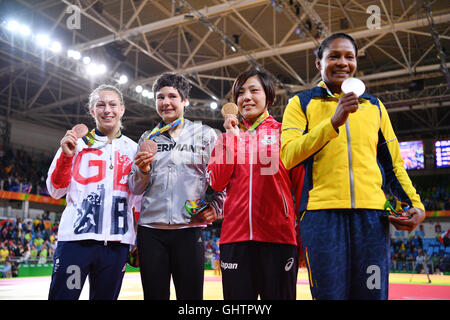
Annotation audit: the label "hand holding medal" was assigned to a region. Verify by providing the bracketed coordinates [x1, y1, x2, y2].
[72, 124, 89, 138]
[384, 197, 426, 233]
[140, 139, 158, 155]
[60, 123, 89, 157]
[134, 139, 157, 174]
[185, 199, 218, 224]
[341, 77, 365, 97]
[221, 102, 239, 117]
[221, 103, 240, 136]
[331, 78, 366, 130]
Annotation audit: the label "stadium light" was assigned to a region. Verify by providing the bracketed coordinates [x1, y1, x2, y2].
[86, 63, 100, 76]
[67, 49, 81, 60]
[82, 56, 91, 64]
[142, 89, 149, 98]
[86, 63, 107, 76]
[210, 102, 218, 110]
[35, 34, 50, 47]
[19, 24, 31, 37]
[118, 75, 128, 84]
[5, 20, 20, 32]
[50, 41, 62, 53]
[135, 85, 143, 93]
[98, 64, 107, 74]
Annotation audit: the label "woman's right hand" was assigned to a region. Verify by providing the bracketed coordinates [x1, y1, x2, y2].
[224, 114, 239, 136]
[60, 130, 78, 157]
[134, 151, 155, 174]
[331, 92, 359, 130]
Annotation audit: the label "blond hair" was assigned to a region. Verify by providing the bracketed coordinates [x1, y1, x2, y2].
[89, 84, 124, 108]
[88, 84, 125, 129]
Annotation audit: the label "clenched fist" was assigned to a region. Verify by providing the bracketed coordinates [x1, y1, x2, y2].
[224, 114, 239, 136]
[331, 92, 359, 130]
[60, 130, 78, 157]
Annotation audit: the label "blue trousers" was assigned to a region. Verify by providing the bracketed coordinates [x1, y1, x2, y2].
[48, 240, 129, 300]
[299, 209, 390, 300]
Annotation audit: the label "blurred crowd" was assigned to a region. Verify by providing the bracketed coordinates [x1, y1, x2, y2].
[202, 225, 221, 274]
[418, 184, 450, 211]
[0, 216, 58, 278]
[0, 147, 52, 195]
[390, 235, 450, 275]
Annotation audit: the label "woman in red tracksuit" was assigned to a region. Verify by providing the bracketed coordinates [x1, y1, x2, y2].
[207, 69, 304, 300]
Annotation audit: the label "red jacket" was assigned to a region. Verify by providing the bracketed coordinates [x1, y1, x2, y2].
[207, 116, 304, 246]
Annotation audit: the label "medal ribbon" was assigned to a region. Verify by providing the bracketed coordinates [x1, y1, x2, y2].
[146, 117, 184, 140]
[82, 129, 121, 146]
[318, 80, 336, 98]
[239, 111, 269, 132]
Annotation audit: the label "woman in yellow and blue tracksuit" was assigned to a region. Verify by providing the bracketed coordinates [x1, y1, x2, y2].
[281, 33, 425, 300]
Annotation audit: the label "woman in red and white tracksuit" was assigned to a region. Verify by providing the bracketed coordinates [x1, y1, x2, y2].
[46, 84, 139, 300]
[207, 69, 304, 300]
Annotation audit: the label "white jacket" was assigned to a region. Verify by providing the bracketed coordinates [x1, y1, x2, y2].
[46, 130, 139, 245]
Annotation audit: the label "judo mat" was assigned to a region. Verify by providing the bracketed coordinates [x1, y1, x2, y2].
[1, 268, 449, 300]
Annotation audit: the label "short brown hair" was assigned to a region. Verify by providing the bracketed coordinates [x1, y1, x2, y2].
[232, 69, 276, 108]
[152, 72, 191, 100]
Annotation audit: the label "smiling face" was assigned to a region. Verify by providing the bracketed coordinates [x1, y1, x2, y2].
[156, 86, 186, 124]
[316, 37, 357, 94]
[236, 75, 267, 122]
[89, 90, 125, 136]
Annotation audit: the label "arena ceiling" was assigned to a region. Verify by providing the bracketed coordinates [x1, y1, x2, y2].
[0, 0, 449, 143]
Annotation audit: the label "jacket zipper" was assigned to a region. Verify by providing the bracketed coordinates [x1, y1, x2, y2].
[345, 120, 356, 209]
[168, 165, 173, 224]
[248, 133, 254, 240]
[105, 141, 114, 246]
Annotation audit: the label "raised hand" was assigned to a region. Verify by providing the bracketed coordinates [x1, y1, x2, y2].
[60, 130, 78, 157]
[331, 92, 359, 130]
[224, 114, 239, 136]
[134, 151, 155, 174]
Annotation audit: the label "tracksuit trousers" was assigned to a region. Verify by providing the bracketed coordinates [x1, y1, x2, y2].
[299, 209, 390, 300]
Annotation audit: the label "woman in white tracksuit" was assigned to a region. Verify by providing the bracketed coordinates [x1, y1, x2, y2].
[47, 84, 139, 300]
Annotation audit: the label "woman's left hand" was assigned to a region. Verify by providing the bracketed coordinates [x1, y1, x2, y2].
[197, 205, 218, 223]
[388, 207, 425, 232]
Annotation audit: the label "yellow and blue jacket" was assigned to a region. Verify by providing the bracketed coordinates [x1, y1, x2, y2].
[281, 82, 424, 213]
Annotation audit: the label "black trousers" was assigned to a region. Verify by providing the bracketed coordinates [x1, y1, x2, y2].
[136, 226, 205, 300]
[220, 241, 299, 300]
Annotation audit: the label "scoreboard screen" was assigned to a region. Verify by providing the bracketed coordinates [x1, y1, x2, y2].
[399, 140, 425, 170]
[435, 140, 450, 168]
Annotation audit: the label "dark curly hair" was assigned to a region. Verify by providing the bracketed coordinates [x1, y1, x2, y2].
[316, 32, 358, 60]
[152, 73, 191, 100]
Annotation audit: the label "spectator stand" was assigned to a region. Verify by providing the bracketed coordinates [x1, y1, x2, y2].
[0, 216, 59, 278]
